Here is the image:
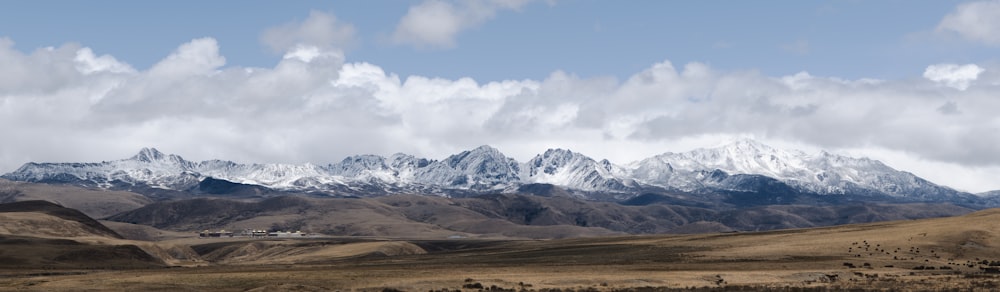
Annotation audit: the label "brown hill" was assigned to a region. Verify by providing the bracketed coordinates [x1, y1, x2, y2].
[106, 194, 973, 239]
[0, 201, 168, 269]
[99, 220, 195, 241]
[0, 200, 123, 239]
[0, 235, 164, 270]
[192, 239, 427, 265]
[107, 195, 620, 239]
[0, 178, 150, 218]
[12, 208, 1000, 291]
[211, 207, 1000, 289]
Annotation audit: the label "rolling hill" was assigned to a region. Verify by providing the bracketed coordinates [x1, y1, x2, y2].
[106, 194, 974, 238]
[7, 204, 1000, 290]
[0, 178, 150, 218]
[0, 200, 165, 269]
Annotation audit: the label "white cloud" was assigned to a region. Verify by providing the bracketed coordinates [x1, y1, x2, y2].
[282, 44, 345, 63]
[937, 0, 1000, 45]
[260, 10, 357, 53]
[74, 48, 134, 75]
[0, 38, 86, 94]
[391, 0, 534, 48]
[5, 36, 1000, 192]
[923, 63, 984, 90]
[148, 38, 225, 77]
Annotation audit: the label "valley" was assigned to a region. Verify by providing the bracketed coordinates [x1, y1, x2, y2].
[105, 193, 975, 238]
[3, 1, 997, 290]
[4, 203, 1000, 291]
[3, 141, 1000, 290]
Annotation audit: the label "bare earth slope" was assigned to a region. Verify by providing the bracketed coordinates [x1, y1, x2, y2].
[107, 195, 625, 239]
[6, 208, 1000, 290]
[0, 200, 123, 239]
[106, 194, 974, 239]
[0, 179, 150, 218]
[0, 201, 168, 270]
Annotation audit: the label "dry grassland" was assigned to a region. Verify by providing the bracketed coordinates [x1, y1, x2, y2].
[4, 209, 1000, 291]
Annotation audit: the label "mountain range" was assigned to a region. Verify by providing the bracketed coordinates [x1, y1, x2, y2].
[3, 139, 995, 208]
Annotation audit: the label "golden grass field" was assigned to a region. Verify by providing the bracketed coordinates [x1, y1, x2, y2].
[3, 208, 1000, 291]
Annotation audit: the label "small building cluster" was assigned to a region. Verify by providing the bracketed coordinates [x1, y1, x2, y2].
[269, 230, 307, 237]
[198, 229, 234, 238]
[241, 229, 270, 238]
[240, 229, 308, 237]
[199, 229, 308, 238]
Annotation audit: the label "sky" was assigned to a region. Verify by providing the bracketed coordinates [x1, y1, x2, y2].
[1, 0, 1000, 192]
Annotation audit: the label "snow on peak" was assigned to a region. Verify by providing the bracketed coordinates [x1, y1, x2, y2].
[464, 145, 506, 159]
[441, 145, 514, 171]
[627, 140, 948, 197]
[0, 141, 963, 199]
[131, 147, 166, 162]
[334, 155, 390, 172]
[673, 139, 811, 179]
[414, 145, 522, 189]
[522, 148, 630, 191]
[720, 138, 777, 152]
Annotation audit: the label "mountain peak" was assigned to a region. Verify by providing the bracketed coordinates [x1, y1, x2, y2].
[717, 138, 778, 153]
[532, 148, 577, 162]
[444, 145, 512, 167]
[470, 145, 502, 154]
[441, 145, 507, 166]
[0, 141, 972, 203]
[131, 147, 165, 162]
[529, 148, 582, 169]
[542, 148, 574, 156]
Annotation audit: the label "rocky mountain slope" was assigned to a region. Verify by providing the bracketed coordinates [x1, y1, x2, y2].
[106, 194, 975, 238]
[630, 140, 966, 201]
[2, 139, 990, 206]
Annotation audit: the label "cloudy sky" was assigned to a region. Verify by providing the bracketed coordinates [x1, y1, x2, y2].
[1, 0, 1000, 192]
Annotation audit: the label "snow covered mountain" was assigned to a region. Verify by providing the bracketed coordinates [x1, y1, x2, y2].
[521, 149, 634, 192]
[0, 140, 979, 204]
[413, 145, 521, 190]
[628, 139, 964, 200]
